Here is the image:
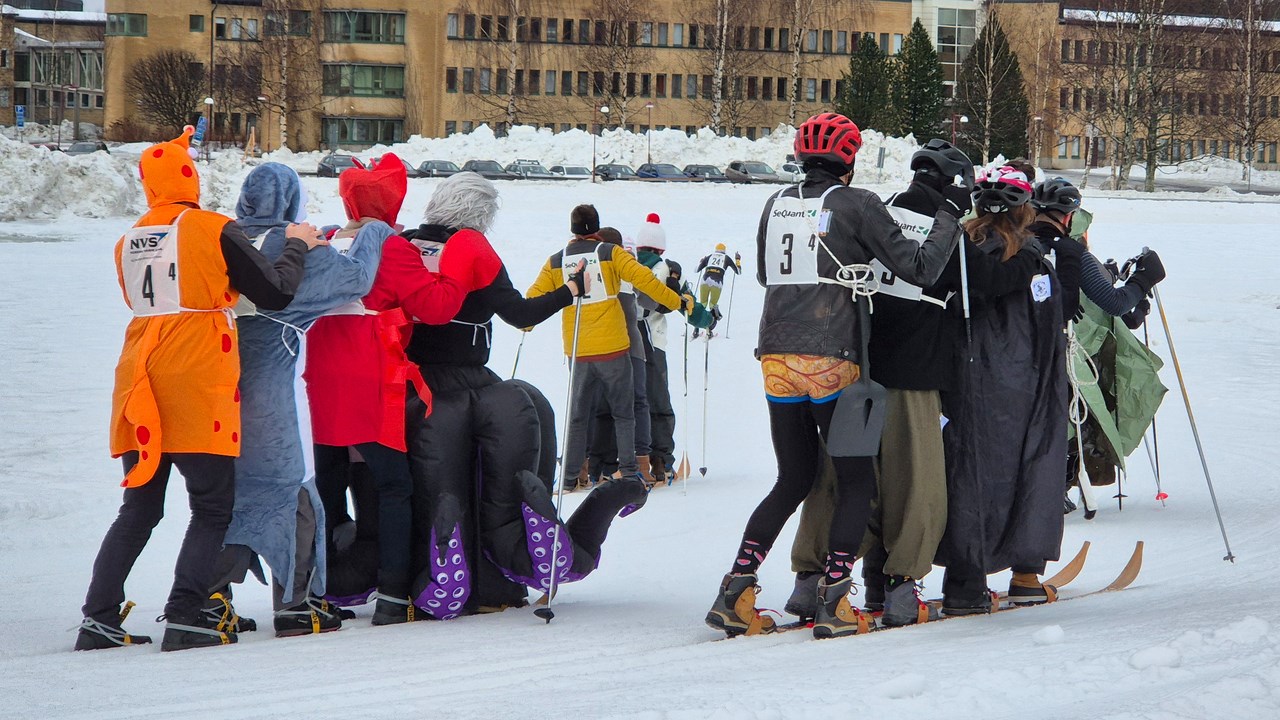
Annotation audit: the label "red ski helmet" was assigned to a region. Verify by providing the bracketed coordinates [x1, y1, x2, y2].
[794, 112, 863, 170]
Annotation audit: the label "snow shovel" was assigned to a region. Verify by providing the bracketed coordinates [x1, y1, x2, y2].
[825, 300, 887, 458]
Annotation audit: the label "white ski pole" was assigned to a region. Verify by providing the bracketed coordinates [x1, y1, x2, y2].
[699, 333, 710, 477]
[536, 294, 585, 623]
[1152, 286, 1235, 562]
[724, 271, 737, 339]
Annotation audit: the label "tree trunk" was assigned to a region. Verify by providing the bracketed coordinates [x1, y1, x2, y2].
[710, 0, 729, 133]
[787, 0, 802, 126]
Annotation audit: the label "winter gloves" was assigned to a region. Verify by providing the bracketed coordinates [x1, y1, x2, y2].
[940, 183, 973, 218]
[438, 229, 503, 293]
[1125, 249, 1166, 295]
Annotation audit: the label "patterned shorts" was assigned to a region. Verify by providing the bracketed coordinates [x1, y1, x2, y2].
[760, 354, 861, 402]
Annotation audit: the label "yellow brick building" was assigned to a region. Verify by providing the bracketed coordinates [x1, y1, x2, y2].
[102, 1, 991, 151]
[1, 3, 105, 135]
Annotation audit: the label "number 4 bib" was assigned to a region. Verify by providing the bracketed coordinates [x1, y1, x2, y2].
[121, 214, 186, 317]
[762, 187, 838, 286]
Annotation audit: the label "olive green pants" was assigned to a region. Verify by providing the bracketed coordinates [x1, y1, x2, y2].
[790, 388, 947, 580]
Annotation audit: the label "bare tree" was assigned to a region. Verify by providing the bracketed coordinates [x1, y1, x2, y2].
[449, 1, 554, 130]
[683, 0, 768, 133]
[770, 0, 864, 126]
[579, 0, 654, 127]
[997, 2, 1062, 169]
[125, 50, 206, 134]
[1215, 0, 1280, 183]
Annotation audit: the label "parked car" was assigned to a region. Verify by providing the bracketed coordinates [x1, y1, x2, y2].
[636, 163, 689, 181]
[461, 159, 518, 180]
[374, 155, 422, 178]
[504, 159, 556, 179]
[776, 161, 806, 183]
[29, 142, 61, 152]
[64, 141, 109, 156]
[594, 163, 637, 181]
[682, 164, 730, 182]
[549, 165, 592, 179]
[418, 160, 462, 178]
[317, 153, 360, 177]
[725, 160, 782, 184]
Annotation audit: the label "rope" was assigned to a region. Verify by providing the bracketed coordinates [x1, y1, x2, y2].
[1066, 326, 1101, 428]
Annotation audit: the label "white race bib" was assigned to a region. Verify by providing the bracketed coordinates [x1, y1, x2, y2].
[762, 195, 824, 286]
[411, 238, 443, 272]
[708, 252, 727, 270]
[870, 205, 931, 302]
[121, 221, 182, 317]
[1031, 273, 1052, 302]
[563, 246, 609, 305]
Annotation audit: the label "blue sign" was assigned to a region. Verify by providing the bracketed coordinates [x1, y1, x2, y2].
[192, 116, 208, 147]
[15, 105, 25, 129]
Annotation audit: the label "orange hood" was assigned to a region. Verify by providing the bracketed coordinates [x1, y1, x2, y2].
[138, 126, 200, 208]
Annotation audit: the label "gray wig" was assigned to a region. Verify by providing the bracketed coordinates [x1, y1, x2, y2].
[423, 171, 500, 233]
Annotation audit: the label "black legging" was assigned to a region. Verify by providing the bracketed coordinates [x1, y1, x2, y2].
[735, 399, 877, 575]
[314, 442, 413, 597]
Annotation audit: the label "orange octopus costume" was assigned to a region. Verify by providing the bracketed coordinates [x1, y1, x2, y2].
[111, 128, 243, 488]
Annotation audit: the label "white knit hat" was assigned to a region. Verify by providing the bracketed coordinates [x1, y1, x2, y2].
[634, 212, 666, 251]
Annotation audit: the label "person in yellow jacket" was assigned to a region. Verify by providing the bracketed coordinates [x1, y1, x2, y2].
[76, 127, 327, 653]
[528, 204, 702, 496]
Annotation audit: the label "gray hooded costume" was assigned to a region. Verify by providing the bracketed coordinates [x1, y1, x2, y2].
[220, 163, 388, 604]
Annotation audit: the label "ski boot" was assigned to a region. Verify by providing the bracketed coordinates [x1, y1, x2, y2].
[371, 593, 419, 625]
[812, 577, 871, 639]
[783, 571, 820, 621]
[160, 606, 237, 652]
[1007, 572, 1057, 606]
[274, 596, 345, 638]
[941, 591, 994, 616]
[636, 455, 657, 487]
[74, 601, 152, 651]
[705, 573, 776, 637]
[881, 576, 940, 627]
[203, 591, 256, 633]
[1063, 493, 1078, 515]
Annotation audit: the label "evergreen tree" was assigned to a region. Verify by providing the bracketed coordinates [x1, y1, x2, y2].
[894, 19, 946, 143]
[838, 34, 899, 134]
[954, 16, 1029, 162]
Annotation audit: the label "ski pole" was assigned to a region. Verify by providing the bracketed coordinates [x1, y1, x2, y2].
[536, 294, 586, 623]
[699, 333, 710, 478]
[681, 313, 691, 495]
[958, 239, 973, 358]
[1152, 286, 1235, 562]
[724, 271, 737, 339]
[510, 331, 527, 379]
[1142, 321, 1167, 504]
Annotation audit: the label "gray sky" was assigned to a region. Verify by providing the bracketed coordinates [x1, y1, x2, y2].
[83, 0, 104, 10]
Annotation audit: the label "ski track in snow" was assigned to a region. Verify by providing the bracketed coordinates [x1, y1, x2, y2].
[1, 182, 1278, 719]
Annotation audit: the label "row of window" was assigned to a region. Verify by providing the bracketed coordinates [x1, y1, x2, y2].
[14, 50, 105, 92]
[21, 87, 105, 110]
[446, 13, 901, 56]
[443, 120, 779, 140]
[115, 11, 402, 43]
[322, 65, 406, 98]
[1059, 86, 1280, 118]
[445, 68, 846, 104]
[106, 13, 147, 37]
[322, 117, 404, 146]
[1057, 135, 1279, 164]
[1061, 38, 1280, 72]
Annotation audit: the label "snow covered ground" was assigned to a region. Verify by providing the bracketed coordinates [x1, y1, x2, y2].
[1, 175, 1278, 719]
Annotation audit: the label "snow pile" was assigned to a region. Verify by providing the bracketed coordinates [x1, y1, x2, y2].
[0, 134, 142, 221]
[1168, 154, 1280, 187]
[0, 120, 102, 143]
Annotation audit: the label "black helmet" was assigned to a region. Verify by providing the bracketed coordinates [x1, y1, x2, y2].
[1031, 177, 1082, 214]
[910, 139, 975, 187]
[971, 166, 1033, 214]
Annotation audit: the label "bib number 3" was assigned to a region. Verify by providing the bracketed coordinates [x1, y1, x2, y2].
[122, 224, 182, 316]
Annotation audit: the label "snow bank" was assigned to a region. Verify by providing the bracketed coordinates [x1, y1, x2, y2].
[0, 120, 102, 143]
[0, 134, 142, 222]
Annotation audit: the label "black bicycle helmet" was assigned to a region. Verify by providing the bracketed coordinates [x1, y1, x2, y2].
[971, 166, 1033, 213]
[1031, 177, 1083, 214]
[910, 139, 975, 187]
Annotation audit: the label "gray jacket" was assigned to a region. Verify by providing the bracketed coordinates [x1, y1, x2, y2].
[754, 171, 961, 361]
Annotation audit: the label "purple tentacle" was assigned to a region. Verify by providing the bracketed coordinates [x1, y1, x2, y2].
[414, 524, 471, 620]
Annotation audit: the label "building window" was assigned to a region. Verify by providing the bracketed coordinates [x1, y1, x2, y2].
[0, 50, 7, 69]
[324, 11, 406, 43]
[836, 31, 847, 54]
[820, 79, 831, 102]
[563, 19, 574, 43]
[672, 73, 683, 99]
[1071, 137, 1082, 159]
[322, 117, 404, 147]
[687, 75, 698, 99]
[322, 64, 406, 97]
[805, 78, 817, 101]
[672, 23, 684, 47]
[529, 18, 541, 41]
[747, 76, 758, 100]
[893, 33, 904, 54]
[577, 71, 589, 95]
[266, 10, 309, 36]
[445, 121, 457, 135]
[779, 28, 789, 51]
[656, 74, 667, 98]
[561, 70, 572, 95]
[189, 15, 204, 32]
[529, 69, 541, 95]
[579, 19, 590, 44]
[214, 17, 226, 39]
[546, 18, 557, 42]
[641, 73, 651, 97]
[462, 68, 475, 93]
[479, 68, 492, 94]
[106, 13, 148, 37]
[690, 24, 699, 47]
[822, 30, 832, 53]
[1058, 135, 1069, 158]
[658, 23, 669, 46]
[446, 67, 458, 93]
[545, 69, 556, 95]
[937, 8, 977, 97]
[642, 22, 653, 45]
[701, 75, 712, 99]
[447, 14, 459, 38]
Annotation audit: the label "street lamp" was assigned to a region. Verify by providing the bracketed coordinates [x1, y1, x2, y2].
[645, 102, 654, 164]
[258, 95, 269, 153]
[951, 114, 969, 145]
[593, 104, 610, 183]
[203, 96, 215, 161]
